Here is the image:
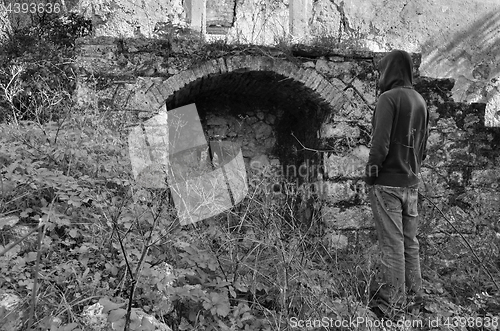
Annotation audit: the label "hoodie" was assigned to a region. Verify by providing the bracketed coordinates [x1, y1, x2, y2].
[365, 50, 429, 187]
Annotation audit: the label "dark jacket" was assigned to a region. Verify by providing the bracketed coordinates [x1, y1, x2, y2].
[365, 50, 429, 187]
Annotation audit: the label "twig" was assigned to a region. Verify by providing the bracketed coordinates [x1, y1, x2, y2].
[54, 296, 102, 319]
[26, 221, 46, 330]
[118, 192, 166, 331]
[420, 192, 500, 291]
[290, 132, 336, 153]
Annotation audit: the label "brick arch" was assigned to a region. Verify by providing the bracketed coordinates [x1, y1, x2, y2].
[123, 55, 349, 113]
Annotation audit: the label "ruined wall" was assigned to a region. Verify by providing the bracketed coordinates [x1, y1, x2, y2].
[63, 0, 500, 126]
[75, 36, 500, 248]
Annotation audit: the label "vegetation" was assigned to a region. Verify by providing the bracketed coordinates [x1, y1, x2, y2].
[0, 11, 500, 331]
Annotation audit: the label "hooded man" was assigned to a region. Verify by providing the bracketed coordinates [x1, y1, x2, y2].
[365, 50, 429, 320]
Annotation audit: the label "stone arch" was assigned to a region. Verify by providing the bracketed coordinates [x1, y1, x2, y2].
[119, 55, 349, 114]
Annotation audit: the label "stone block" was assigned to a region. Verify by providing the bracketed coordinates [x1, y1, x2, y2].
[327, 61, 357, 81]
[251, 56, 275, 71]
[303, 70, 323, 90]
[303, 61, 315, 68]
[76, 56, 119, 74]
[112, 85, 133, 108]
[116, 78, 164, 110]
[147, 84, 169, 104]
[323, 146, 368, 178]
[157, 78, 182, 98]
[322, 205, 373, 229]
[203, 60, 222, 76]
[327, 91, 349, 110]
[315, 79, 334, 96]
[320, 122, 360, 139]
[328, 77, 347, 91]
[253, 122, 273, 140]
[351, 77, 376, 105]
[214, 58, 228, 74]
[321, 181, 357, 203]
[323, 231, 349, 250]
[291, 66, 308, 82]
[176, 69, 198, 87]
[78, 43, 119, 57]
[250, 154, 270, 171]
[75, 80, 98, 108]
[265, 114, 276, 124]
[191, 64, 208, 79]
[315, 59, 330, 75]
[226, 56, 247, 72]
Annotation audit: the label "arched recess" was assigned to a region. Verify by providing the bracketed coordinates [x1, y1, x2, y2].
[120, 55, 352, 183]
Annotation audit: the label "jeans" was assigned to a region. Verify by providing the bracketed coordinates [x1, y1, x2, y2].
[369, 184, 422, 317]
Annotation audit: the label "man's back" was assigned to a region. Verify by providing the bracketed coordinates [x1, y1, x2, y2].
[366, 50, 429, 187]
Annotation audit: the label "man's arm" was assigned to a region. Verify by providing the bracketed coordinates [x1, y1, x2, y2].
[365, 94, 394, 185]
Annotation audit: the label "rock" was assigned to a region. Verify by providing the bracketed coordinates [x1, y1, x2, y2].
[351, 145, 369, 161]
[244, 116, 258, 125]
[82, 301, 172, 331]
[303, 61, 315, 68]
[208, 125, 228, 138]
[81, 302, 108, 331]
[315, 59, 331, 75]
[323, 231, 348, 250]
[322, 181, 357, 203]
[269, 158, 280, 167]
[241, 146, 256, 158]
[323, 151, 366, 178]
[265, 114, 276, 125]
[167, 67, 180, 75]
[0, 292, 23, 331]
[263, 137, 277, 150]
[250, 154, 270, 171]
[253, 122, 273, 140]
[320, 122, 360, 139]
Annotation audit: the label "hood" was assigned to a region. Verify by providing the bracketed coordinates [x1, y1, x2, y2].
[378, 50, 414, 93]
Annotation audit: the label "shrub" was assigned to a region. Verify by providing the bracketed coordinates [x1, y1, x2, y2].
[0, 12, 92, 124]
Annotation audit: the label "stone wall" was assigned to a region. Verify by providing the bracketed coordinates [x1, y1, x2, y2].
[75, 36, 500, 249]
